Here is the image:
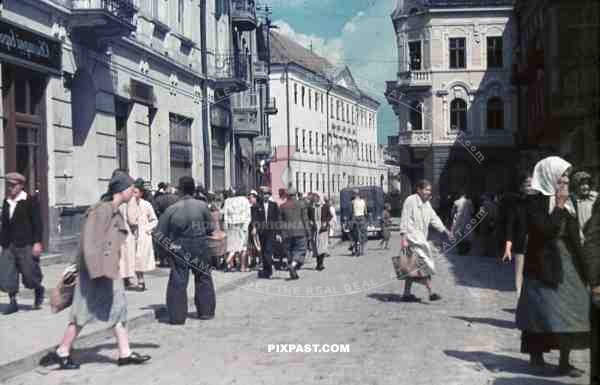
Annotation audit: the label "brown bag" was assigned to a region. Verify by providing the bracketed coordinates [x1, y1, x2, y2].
[50, 264, 78, 314]
[392, 247, 426, 280]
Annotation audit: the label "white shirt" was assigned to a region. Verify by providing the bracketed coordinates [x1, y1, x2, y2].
[7, 191, 28, 220]
[264, 201, 269, 220]
[352, 198, 367, 217]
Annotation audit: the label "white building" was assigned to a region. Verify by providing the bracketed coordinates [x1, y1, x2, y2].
[268, 32, 387, 203]
[385, 0, 516, 206]
[0, 0, 264, 253]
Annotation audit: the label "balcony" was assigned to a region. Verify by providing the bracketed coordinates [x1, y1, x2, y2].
[396, 130, 432, 147]
[386, 71, 432, 100]
[70, 0, 137, 46]
[254, 60, 268, 81]
[233, 107, 260, 137]
[231, 0, 257, 31]
[264, 97, 277, 115]
[212, 52, 252, 93]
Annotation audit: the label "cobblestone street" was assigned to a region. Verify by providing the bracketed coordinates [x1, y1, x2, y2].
[5, 233, 591, 385]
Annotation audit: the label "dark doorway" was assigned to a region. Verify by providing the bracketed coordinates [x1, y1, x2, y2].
[2, 65, 49, 246]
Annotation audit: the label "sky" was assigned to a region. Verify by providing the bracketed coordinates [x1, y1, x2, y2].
[262, 0, 399, 144]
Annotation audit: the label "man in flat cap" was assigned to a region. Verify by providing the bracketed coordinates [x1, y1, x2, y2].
[0, 172, 44, 314]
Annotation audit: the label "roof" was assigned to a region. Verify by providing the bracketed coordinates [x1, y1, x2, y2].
[270, 31, 380, 107]
[269, 31, 336, 78]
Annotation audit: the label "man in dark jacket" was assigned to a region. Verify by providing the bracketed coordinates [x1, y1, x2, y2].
[155, 176, 215, 324]
[582, 198, 600, 385]
[254, 186, 281, 279]
[278, 186, 309, 280]
[0, 172, 44, 314]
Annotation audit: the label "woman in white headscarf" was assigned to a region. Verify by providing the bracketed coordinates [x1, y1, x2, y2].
[516, 156, 590, 377]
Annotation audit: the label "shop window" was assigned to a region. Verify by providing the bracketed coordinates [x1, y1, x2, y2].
[169, 113, 193, 185]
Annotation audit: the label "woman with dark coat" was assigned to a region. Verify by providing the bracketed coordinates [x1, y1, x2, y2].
[516, 156, 590, 377]
[582, 198, 600, 385]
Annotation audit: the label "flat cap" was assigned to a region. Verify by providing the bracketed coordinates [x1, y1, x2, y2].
[248, 190, 259, 197]
[5, 172, 26, 184]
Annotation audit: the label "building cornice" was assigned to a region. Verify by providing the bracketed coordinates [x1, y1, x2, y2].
[428, 6, 513, 13]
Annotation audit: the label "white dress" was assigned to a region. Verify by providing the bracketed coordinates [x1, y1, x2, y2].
[399, 194, 447, 276]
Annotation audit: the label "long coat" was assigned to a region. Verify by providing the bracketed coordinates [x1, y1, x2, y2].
[120, 198, 157, 277]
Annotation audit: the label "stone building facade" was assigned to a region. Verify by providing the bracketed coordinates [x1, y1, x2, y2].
[268, 32, 387, 204]
[385, 0, 516, 207]
[0, 0, 266, 253]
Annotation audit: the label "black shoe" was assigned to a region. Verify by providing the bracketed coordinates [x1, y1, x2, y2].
[41, 351, 80, 370]
[257, 271, 272, 279]
[3, 299, 18, 315]
[117, 352, 151, 366]
[429, 293, 442, 301]
[289, 264, 299, 280]
[197, 313, 215, 320]
[315, 264, 325, 271]
[34, 286, 45, 309]
[558, 364, 585, 378]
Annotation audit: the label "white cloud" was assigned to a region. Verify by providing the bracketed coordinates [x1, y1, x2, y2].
[273, 20, 345, 65]
[274, 0, 399, 142]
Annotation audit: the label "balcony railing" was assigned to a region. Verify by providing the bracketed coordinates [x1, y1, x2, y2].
[231, 0, 257, 31]
[212, 52, 252, 92]
[254, 61, 268, 80]
[70, 0, 137, 44]
[399, 70, 432, 88]
[264, 97, 277, 115]
[397, 130, 432, 146]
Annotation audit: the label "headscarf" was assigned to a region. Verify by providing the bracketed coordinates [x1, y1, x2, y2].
[531, 156, 575, 215]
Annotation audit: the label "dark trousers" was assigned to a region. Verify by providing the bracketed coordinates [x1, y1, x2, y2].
[166, 256, 216, 324]
[285, 236, 306, 267]
[0, 244, 43, 295]
[592, 302, 600, 385]
[260, 234, 274, 276]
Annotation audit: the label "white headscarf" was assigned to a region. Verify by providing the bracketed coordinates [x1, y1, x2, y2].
[531, 156, 575, 215]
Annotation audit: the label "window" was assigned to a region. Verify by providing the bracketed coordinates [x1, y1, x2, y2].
[316, 174, 319, 192]
[450, 99, 467, 131]
[308, 89, 312, 109]
[410, 101, 423, 130]
[315, 134, 319, 154]
[322, 174, 325, 192]
[296, 172, 300, 192]
[336, 100, 340, 120]
[302, 86, 305, 106]
[409, 41, 422, 70]
[346, 105, 349, 122]
[321, 94, 324, 113]
[303, 173, 306, 193]
[177, 0, 184, 32]
[322, 134, 326, 154]
[331, 174, 335, 192]
[487, 37, 503, 68]
[449, 38, 466, 69]
[294, 83, 298, 104]
[169, 113, 193, 186]
[302, 129, 306, 151]
[295, 127, 299, 149]
[330, 100, 334, 117]
[315, 92, 318, 111]
[338, 174, 341, 192]
[309, 131, 313, 152]
[115, 100, 129, 172]
[487, 97, 504, 130]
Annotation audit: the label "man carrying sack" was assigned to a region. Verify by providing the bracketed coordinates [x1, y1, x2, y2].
[0, 172, 44, 315]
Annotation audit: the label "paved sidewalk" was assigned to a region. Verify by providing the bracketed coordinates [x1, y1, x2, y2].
[0, 262, 254, 382]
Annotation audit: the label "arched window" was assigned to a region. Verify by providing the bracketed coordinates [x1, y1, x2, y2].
[487, 97, 504, 130]
[409, 101, 423, 130]
[450, 98, 467, 131]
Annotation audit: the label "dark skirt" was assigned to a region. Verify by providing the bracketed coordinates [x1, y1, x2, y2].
[516, 240, 590, 353]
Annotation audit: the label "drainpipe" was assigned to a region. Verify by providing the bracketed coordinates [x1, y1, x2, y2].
[200, 0, 210, 189]
[285, 63, 291, 185]
[326, 81, 333, 200]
